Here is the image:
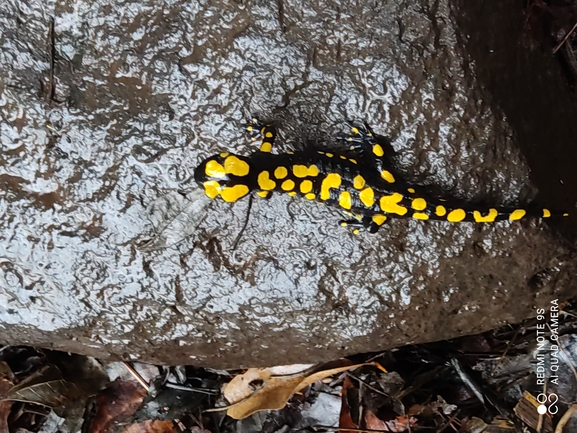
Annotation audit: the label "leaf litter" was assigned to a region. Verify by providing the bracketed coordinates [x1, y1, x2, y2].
[2, 300, 577, 433]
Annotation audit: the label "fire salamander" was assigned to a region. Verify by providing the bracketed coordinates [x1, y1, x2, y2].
[194, 117, 569, 234]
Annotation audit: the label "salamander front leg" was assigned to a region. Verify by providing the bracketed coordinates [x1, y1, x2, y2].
[337, 121, 381, 155]
[242, 116, 277, 153]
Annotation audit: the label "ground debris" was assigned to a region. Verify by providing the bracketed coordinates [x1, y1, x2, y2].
[2, 301, 577, 432]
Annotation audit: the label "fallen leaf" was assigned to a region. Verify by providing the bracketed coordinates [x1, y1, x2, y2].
[223, 360, 371, 419]
[364, 409, 387, 430]
[223, 368, 273, 405]
[2, 365, 79, 408]
[226, 374, 305, 419]
[339, 375, 358, 433]
[87, 379, 148, 433]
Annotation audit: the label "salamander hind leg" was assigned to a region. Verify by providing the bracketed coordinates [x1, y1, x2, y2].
[339, 213, 388, 234]
[243, 115, 277, 153]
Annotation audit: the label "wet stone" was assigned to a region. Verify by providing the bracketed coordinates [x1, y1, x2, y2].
[0, 0, 576, 368]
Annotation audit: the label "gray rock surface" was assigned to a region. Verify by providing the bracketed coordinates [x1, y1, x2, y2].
[0, 0, 575, 368]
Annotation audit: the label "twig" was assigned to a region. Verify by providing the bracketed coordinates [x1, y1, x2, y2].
[554, 404, 577, 433]
[123, 362, 150, 390]
[345, 372, 388, 398]
[553, 21, 577, 54]
[164, 382, 219, 395]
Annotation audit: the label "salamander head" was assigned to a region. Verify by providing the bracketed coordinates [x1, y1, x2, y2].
[194, 152, 252, 203]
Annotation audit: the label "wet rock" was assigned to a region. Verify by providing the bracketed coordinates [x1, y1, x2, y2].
[0, 0, 575, 368]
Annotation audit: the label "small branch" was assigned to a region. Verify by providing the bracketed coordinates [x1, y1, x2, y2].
[553, 21, 577, 54]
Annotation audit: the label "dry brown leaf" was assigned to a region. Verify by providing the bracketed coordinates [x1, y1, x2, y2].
[364, 409, 388, 431]
[226, 374, 305, 419]
[294, 363, 365, 393]
[223, 360, 370, 419]
[338, 375, 358, 433]
[223, 368, 273, 404]
[87, 379, 148, 433]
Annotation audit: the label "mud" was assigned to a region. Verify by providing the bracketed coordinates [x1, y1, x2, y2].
[0, 0, 575, 368]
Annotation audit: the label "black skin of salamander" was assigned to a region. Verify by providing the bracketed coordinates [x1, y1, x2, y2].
[194, 118, 568, 232]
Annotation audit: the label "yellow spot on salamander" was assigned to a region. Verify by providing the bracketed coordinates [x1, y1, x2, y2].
[340, 155, 347, 159]
[300, 180, 313, 193]
[205, 160, 226, 178]
[447, 209, 466, 222]
[353, 229, 360, 235]
[220, 184, 249, 202]
[317, 151, 325, 155]
[320, 173, 342, 200]
[373, 144, 384, 157]
[473, 208, 498, 222]
[349, 158, 357, 164]
[288, 191, 297, 196]
[325, 153, 334, 158]
[246, 125, 253, 131]
[436, 205, 447, 216]
[203, 181, 221, 199]
[341, 221, 348, 227]
[411, 198, 427, 211]
[379, 193, 407, 216]
[353, 175, 366, 189]
[274, 166, 288, 179]
[224, 155, 250, 176]
[293, 165, 308, 178]
[293, 165, 319, 178]
[339, 191, 352, 209]
[256, 191, 269, 198]
[413, 212, 429, 220]
[219, 152, 229, 157]
[351, 127, 359, 134]
[305, 193, 316, 200]
[372, 214, 387, 225]
[281, 179, 295, 191]
[380, 170, 395, 183]
[543, 209, 551, 218]
[359, 188, 375, 207]
[509, 209, 526, 221]
[260, 142, 272, 153]
[407, 188, 415, 193]
[265, 131, 274, 138]
[563, 213, 569, 217]
[258, 171, 276, 190]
